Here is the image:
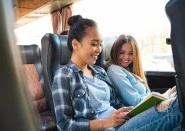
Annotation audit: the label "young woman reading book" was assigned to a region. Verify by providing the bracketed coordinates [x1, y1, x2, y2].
[52, 15, 184, 131]
[107, 34, 176, 106]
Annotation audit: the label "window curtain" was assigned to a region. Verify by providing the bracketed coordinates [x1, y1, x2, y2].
[51, 11, 62, 34]
[60, 5, 72, 32]
[51, 5, 72, 35]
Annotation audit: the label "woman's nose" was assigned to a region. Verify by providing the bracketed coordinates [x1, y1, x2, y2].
[96, 46, 102, 53]
[124, 54, 129, 59]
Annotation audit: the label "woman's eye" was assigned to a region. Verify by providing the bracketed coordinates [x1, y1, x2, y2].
[91, 42, 102, 47]
[91, 42, 97, 46]
[91, 42, 99, 47]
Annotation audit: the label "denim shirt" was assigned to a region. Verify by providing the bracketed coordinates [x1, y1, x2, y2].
[84, 76, 116, 119]
[107, 64, 150, 106]
[52, 60, 124, 131]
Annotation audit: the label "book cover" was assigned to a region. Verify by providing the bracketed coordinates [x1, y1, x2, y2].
[127, 92, 168, 117]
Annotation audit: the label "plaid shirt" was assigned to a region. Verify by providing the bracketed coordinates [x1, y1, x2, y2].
[52, 60, 124, 131]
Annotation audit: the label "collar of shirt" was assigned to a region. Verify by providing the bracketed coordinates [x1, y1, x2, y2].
[67, 60, 112, 83]
[67, 60, 112, 86]
[67, 60, 100, 73]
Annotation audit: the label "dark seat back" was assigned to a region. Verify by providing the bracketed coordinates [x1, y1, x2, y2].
[41, 34, 63, 124]
[19, 44, 56, 131]
[166, 0, 185, 126]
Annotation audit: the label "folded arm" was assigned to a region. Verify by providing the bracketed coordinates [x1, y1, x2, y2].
[107, 65, 148, 106]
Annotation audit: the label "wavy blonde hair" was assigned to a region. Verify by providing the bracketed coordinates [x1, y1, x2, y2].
[110, 34, 148, 86]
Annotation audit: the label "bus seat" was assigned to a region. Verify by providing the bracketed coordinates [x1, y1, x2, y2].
[41, 33, 76, 126]
[41, 33, 115, 124]
[19, 44, 56, 131]
[41, 34, 62, 125]
[166, 0, 185, 126]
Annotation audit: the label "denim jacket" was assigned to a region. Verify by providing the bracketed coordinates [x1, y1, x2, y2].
[107, 64, 150, 106]
[52, 60, 124, 131]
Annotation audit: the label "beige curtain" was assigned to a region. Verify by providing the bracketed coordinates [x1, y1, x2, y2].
[50, 5, 72, 34]
[60, 5, 72, 32]
[51, 11, 62, 34]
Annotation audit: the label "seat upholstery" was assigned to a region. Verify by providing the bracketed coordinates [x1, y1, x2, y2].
[19, 44, 56, 131]
[41, 33, 116, 124]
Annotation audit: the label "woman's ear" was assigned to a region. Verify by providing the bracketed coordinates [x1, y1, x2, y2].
[72, 39, 80, 50]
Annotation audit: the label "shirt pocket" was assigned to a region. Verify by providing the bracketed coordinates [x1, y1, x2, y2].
[73, 87, 86, 111]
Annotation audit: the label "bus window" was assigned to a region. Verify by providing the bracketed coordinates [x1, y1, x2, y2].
[15, 15, 53, 47]
[72, 0, 174, 72]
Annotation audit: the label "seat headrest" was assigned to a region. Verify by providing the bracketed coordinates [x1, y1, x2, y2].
[59, 35, 72, 65]
[41, 33, 71, 72]
[18, 44, 41, 64]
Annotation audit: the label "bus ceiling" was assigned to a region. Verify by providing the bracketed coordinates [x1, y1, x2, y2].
[14, 0, 80, 28]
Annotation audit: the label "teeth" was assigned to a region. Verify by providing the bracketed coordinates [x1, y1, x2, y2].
[122, 60, 129, 62]
[92, 55, 98, 58]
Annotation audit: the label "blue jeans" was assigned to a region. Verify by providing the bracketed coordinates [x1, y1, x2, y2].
[117, 98, 185, 131]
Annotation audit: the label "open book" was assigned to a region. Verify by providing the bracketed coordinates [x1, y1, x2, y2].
[127, 92, 168, 117]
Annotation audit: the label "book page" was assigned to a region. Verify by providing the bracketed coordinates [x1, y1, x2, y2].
[127, 92, 167, 117]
